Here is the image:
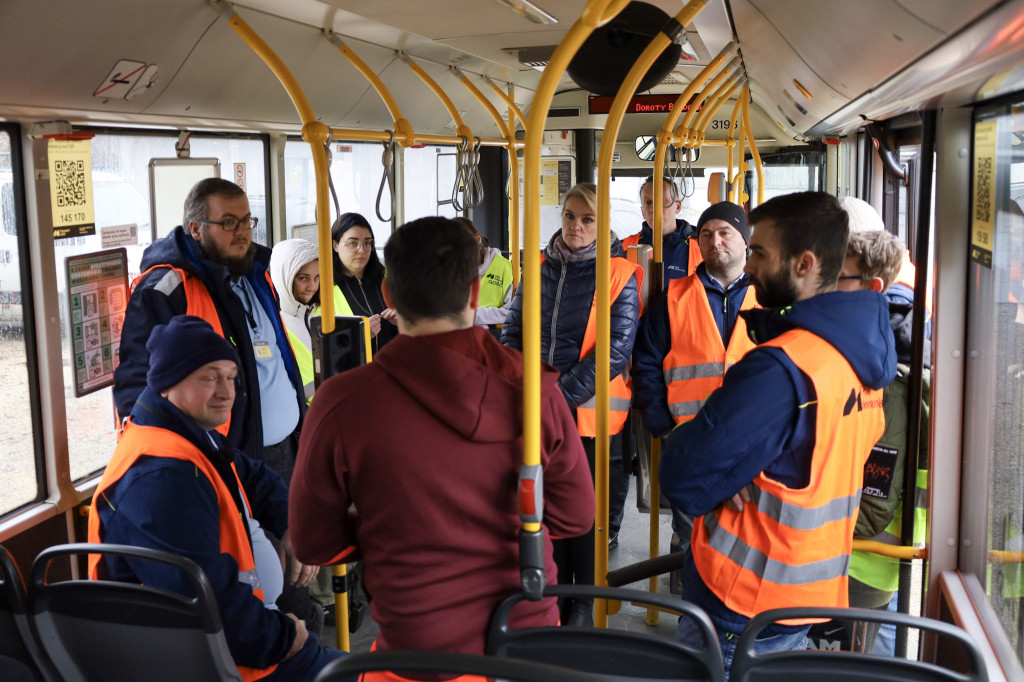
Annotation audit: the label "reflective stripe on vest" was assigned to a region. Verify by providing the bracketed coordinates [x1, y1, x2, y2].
[575, 257, 642, 437]
[129, 265, 232, 438]
[285, 326, 315, 403]
[479, 255, 513, 309]
[691, 329, 884, 619]
[88, 421, 277, 681]
[662, 275, 758, 423]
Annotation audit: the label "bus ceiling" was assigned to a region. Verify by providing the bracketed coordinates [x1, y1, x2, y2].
[0, 0, 1018, 140]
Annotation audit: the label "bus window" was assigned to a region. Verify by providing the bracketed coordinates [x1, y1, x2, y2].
[747, 150, 824, 203]
[190, 136, 269, 246]
[284, 140, 391, 244]
[402, 145, 458, 223]
[0, 128, 41, 514]
[963, 101, 1024, 660]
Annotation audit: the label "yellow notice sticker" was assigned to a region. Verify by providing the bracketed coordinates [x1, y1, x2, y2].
[48, 139, 96, 239]
[971, 119, 998, 268]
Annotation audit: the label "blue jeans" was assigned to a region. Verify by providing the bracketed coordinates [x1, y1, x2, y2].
[676, 614, 810, 681]
[873, 592, 899, 656]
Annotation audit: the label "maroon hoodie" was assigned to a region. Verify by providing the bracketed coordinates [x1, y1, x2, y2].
[290, 326, 594, 654]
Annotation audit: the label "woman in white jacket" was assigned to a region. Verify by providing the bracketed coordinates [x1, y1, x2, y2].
[270, 238, 320, 404]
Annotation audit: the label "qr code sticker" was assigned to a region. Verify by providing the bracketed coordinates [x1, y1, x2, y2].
[975, 156, 992, 223]
[54, 159, 86, 208]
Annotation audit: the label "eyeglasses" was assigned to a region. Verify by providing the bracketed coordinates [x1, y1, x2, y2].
[342, 240, 375, 252]
[203, 216, 258, 232]
[837, 274, 870, 281]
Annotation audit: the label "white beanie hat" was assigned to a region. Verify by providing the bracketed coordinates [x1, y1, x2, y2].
[839, 196, 884, 233]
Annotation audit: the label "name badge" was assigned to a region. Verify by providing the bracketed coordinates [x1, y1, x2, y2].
[253, 339, 273, 359]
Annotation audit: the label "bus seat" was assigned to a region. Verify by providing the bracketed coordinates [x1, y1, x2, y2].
[486, 584, 724, 682]
[730, 606, 988, 682]
[30, 543, 243, 682]
[0, 545, 54, 682]
[313, 649, 610, 682]
[626, 244, 653, 311]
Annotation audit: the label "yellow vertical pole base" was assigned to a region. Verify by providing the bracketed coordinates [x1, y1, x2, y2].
[334, 564, 350, 651]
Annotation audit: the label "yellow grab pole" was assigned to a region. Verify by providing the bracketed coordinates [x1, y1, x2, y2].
[399, 54, 473, 142]
[485, 76, 529, 131]
[324, 32, 416, 148]
[212, 1, 336, 333]
[853, 540, 927, 561]
[452, 67, 512, 141]
[731, 99, 749, 204]
[508, 83, 521, 287]
[692, 80, 741, 145]
[327, 128, 513, 148]
[595, 0, 708, 629]
[674, 56, 742, 145]
[740, 88, 766, 206]
[522, 0, 632, 542]
[213, 2, 346, 645]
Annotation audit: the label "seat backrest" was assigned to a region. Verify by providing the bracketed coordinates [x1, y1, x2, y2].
[626, 244, 653, 309]
[730, 606, 988, 682]
[313, 649, 619, 682]
[0, 544, 53, 682]
[30, 543, 243, 682]
[487, 584, 724, 682]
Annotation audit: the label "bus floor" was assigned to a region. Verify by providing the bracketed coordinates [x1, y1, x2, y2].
[322, 476, 680, 653]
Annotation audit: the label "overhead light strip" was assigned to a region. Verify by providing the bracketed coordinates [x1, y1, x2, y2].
[490, 0, 558, 25]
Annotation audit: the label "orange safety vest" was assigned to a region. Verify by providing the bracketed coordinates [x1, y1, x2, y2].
[88, 421, 278, 682]
[575, 257, 643, 437]
[662, 275, 758, 424]
[621, 231, 702, 274]
[127, 265, 231, 437]
[691, 329, 884, 620]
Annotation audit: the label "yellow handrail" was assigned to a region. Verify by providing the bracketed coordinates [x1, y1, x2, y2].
[399, 54, 473, 142]
[451, 67, 511, 140]
[740, 87, 766, 206]
[674, 57, 742, 144]
[508, 82, 521, 288]
[212, 1, 336, 331]
[521, 0, 630, 540]
[691, 80, 741, 145]
[484, 76, 529, 131]
[725, 96, 744, 200]
[594, 0, 709, 628]
[324, 31, 417, 146]
[852, 540, 927, 561]
[989, 550, 1024, 564]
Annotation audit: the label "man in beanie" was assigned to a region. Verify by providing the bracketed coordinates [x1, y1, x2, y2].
[89, 316, 344, 682]
[631, 201, 758, 579]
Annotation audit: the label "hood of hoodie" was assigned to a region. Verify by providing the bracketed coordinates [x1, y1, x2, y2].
[372, 327, 557, 443]
[269, 239, 319, 317]
[140, 225, 273, 289]
[742, 290, 896, 390]
[544, 230, 626, 263]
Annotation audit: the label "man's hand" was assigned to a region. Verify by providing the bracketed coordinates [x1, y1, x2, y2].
[380, 308, 398, 325]
[282, 613, 308, 661]
[724, 484, 755, 513]
[278, 530, 319, 587]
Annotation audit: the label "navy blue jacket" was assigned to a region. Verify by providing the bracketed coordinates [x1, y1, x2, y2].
[96, 388, 296, 670]
[632, 265, 752, 437]
[632, 218, 697, 281]
[659, 290, 896, 636]
[114, 226, 305, 460]
[501, 232, 640, 409]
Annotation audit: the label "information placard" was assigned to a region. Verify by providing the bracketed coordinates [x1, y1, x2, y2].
[48, 139, 96, 239]
[971, 118, 998, 268]
[65, 248, 129, 397]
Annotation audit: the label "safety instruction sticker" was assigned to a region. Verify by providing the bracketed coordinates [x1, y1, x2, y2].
[48, 139, 96, 239]
[65, 248, 128, 397]
[971, 118, 998, 268]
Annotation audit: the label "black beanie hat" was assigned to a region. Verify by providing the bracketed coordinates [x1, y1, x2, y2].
[146, 315, 240, 394]
[697, 202, 751, 243]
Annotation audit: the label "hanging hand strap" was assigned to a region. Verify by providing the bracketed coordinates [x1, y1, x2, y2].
[376, 131, 395, 223]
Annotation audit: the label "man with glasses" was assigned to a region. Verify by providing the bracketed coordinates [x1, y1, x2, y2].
[114, 178, 322, 632]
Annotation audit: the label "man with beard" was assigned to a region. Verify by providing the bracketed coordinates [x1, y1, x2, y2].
[631, 202, 757, 582]
[660, 192, 896, 672]
[114, 178, 320, 632]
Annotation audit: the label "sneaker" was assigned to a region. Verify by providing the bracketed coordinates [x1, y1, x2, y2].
[608, 533, 619, 550]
